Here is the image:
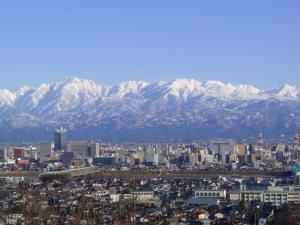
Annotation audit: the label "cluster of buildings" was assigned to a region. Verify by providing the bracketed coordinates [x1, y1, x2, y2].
[0, 171, 300, 224]
[0, 128, 299, 174]
[0, 128, 300, 224]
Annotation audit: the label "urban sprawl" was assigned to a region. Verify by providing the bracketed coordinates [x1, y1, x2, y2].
[0, 128, 300, 224]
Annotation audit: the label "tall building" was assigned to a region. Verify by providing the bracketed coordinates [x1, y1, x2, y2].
[67, 140, 100, 158]
[54, 127, 67, 151]
[86, 141, 100, 158]
[293, 133, 299, 151]
[209, 140, 235, 163]
[145, 145, 161, 166]
[257, 132, 264, 146]
[0, 148, 7, 160]
[37, 143, 53, 162]
[189, 152, 199, 167]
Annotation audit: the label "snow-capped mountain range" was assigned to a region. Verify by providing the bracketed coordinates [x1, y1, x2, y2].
[0, 77, 300, 142]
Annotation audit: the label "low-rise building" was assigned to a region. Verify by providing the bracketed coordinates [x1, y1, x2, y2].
[132, 191, 155, 202]
[230, 184, 300, 206]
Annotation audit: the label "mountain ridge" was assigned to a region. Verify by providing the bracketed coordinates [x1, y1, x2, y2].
[0, 77, 300, 103]
[0, 77, 299, 142]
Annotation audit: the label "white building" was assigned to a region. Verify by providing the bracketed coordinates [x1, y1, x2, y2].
[132, 191, 155, 201]
[230, 184, 300, 206]
[194, 189, 226, 198]
[199, 149, 214, 163]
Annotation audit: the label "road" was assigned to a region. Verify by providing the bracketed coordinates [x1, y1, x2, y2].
[0, 171, 39, 177]
[0, 169, 290, 179]
[91, 170, 289, 179]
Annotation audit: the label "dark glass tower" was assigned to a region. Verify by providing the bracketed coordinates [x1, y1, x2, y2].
[54, 127, 67, 151]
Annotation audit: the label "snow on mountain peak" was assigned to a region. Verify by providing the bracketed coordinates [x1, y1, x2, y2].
[0, 77, 300, 142]
[231, 84, 261, 98]
[201, 81, 262, 99]
[0, 89, 16, 107]
[276, 84, 299, 98]
[204, 80, 225, 86]
[60, 77, 105, 95]
[52, 77, 110, 110]
[203, 80, 235, 97]
[109, 80, 149, 98]
[15, 86, 32, 97]
[166, 79, 203, 98]
[31, 83, 50, 107]
[168, 79, 202, 89]
[0, 78, 299, 115]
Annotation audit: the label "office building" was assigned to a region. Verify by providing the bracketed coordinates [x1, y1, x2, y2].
[210, 140, 235, 163]
[37, 143, 53, 162]
[93, 155, 116, 166]
[61, 152, 75, 166]
[86, 141, 100, 158]
[0, 148, 7, 160]
[145, 145, 161, 166]
[67, 140, 100, 158]
[54, 127, 67, 151]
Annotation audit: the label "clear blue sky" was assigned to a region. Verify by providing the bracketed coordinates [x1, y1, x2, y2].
[0, 0, 299, 90]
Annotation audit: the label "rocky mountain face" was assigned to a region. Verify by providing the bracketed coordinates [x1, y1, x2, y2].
[0, 77, 300, 142]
